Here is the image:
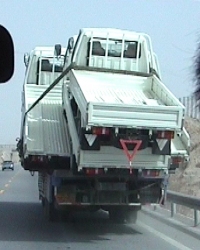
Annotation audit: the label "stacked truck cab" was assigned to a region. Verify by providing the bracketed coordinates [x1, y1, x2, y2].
[17, 28, 190, 222]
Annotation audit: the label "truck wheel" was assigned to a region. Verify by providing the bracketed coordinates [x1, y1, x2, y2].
[44, 199, 57, 222]
[109, 209, 126, 224]
[125, 211, 138, 224]
[41, 197, 45, 207]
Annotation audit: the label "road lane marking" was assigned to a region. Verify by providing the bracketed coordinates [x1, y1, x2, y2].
[12, 169, 22, 179]
[0, 169, 22, 194]
[138, 221, 193, 250]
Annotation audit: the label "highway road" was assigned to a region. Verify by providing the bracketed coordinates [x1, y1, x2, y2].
[0, 164, 199, 250]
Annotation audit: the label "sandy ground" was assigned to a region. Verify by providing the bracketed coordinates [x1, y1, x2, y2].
[169, 117, 200, 217]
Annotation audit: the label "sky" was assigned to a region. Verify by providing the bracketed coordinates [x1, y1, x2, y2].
[0, 0, 200, 144]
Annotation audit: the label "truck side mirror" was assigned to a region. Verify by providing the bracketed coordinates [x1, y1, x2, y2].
[67, 37, 74, 51]
[54, 44, 61, 57]
[24, 53, 29, 67]
[0, 25, 14, 83]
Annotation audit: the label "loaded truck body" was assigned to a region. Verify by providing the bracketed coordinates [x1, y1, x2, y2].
[18, 28, 190, 222]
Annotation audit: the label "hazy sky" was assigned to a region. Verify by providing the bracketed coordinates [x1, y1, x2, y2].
[0, 0, 200, 144]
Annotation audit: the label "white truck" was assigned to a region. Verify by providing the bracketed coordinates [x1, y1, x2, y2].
[1, 151, 12, 162]
[17, 28, 190, 222]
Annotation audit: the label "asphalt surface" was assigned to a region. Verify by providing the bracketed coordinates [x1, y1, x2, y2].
[0, 164, 199, 250]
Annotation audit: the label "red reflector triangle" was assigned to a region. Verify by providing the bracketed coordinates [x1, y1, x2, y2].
[120, 139, 142, 162]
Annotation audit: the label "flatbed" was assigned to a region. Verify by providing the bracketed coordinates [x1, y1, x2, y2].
[66, 68, 185, 130]
[23, 84, 70, 157]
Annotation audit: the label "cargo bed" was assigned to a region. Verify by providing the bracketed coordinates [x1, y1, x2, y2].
[22, 84, 70, 157]
[66, 69, 185, 130]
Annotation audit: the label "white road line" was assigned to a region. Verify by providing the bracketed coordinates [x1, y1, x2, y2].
[138, 221, 193, 250]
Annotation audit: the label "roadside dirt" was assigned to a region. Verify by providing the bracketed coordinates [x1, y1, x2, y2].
[169, 117, 200, 217]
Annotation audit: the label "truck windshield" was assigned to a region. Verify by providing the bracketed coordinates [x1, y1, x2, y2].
[38, 57, 64, 73]
[36, 56, 65, 85]
[90, 39, 141, 58]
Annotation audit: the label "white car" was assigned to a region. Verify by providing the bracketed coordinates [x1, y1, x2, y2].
[2, 161, 14, 171]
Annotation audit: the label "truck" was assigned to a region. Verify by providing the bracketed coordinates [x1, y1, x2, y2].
[1, 151, 12, 162]
[1, 150, 14, 171]
[17, 28, 190, 223]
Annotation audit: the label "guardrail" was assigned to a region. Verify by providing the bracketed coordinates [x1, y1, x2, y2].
[0, 144, 16, 150]
[179, 96, 200, 120]
[166, 190, 200, 227]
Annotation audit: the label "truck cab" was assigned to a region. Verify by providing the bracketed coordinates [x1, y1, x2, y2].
[65, 28, 161, 76]
[24, 45, 66, 86]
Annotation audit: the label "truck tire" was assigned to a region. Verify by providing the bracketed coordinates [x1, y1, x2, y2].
[109, 209, 126, 224]
[109, 208, 138, 224]
[41, 197, 45, 208]
[125, 211, 137, 224]
[44, 199, 58, 222]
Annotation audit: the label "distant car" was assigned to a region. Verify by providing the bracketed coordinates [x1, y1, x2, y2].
[2, 161, 14, 171]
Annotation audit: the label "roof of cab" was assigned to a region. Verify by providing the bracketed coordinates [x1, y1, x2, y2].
[80, 27, 149, 41]
[31, 46, 66, 57]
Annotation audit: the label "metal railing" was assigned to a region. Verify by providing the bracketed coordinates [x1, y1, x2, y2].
[0, 144, 16, 150]
[179, 96, 200, 120]
[166, 190, 200, 227]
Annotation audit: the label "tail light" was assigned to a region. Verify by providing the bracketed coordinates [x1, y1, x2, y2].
[157, 131, 174, 139]
[170, 156, 186, 172]
[142, 170, 161, 177]
[171, 156, 184, 165]
[92, 127, 110, 135]
[31, 156, 44, 162]
[85, 168, 105, 175]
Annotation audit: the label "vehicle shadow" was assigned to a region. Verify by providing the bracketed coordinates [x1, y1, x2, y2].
[0, 201, 142, 243]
